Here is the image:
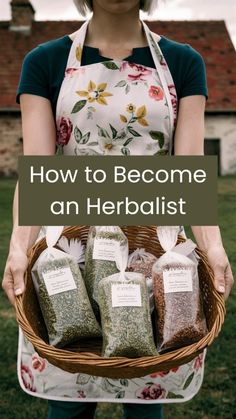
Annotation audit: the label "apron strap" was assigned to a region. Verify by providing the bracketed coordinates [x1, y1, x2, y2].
[142, 21, 175, 154]
[58, 18, 177, 156]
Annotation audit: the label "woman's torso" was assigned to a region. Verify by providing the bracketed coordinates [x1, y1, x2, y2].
[17, 21, 207, 402]
[16, 35, 208, 118]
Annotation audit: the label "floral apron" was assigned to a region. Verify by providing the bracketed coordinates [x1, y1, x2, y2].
[18, 18, 206, 403]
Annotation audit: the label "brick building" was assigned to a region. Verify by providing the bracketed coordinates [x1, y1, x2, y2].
[1, 0, 236, 175]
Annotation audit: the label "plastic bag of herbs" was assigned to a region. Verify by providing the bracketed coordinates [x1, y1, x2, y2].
[127, 248, 157, 313]
[152, 226, 208, 353]
[31, 226, 101, 348]
[84, 226, 128, 314]
[97, 241, 158, 358]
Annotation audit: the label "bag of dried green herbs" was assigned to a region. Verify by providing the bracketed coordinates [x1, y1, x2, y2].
[31, 226, 101, 348]
[152, 226, 208, 354]
[127, 248, 157, 313]
[97, 242, 158, 357]
[84, 226, 128, 314]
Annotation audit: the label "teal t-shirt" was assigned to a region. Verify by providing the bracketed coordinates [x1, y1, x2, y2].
[16, 34, 208, 117]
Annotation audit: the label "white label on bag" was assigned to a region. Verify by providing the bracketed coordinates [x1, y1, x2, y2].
[112, 284, 142, 307]
[42, 267, 77, 296]
[93, 238, 119, 261]
[163, 269, 193, 293]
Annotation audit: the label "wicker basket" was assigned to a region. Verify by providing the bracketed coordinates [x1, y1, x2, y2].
[15, 226, 225, 379]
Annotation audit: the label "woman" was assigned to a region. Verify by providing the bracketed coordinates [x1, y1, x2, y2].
[2, 0, 234, 418]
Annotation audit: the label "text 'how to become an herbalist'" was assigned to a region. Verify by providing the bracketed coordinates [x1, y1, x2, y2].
[18, 156, 218, 224]
[29, 165, 206, 216]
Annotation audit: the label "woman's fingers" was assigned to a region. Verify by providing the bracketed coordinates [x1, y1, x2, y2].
[206, 245, 234, 301]
[212, 261, 226, 294]
[11, 265, 25, 296]
[2, 251, 28, 305]
[2, 266, 17, 305]
[224, 263, 234, 301]
[212, 259, 234, 301]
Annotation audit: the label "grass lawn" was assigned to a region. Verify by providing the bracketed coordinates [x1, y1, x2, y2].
[0, 177, 235, 419]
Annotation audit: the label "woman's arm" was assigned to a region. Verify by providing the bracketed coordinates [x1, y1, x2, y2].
[191, 226, 233, 300]
[174, 95, 234, 301]
[2, 94, 56, 305]
[174, 95, 205, 155]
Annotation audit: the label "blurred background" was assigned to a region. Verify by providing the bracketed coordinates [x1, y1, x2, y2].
[1, 0, 236, 47]
[0, 1, 235, 418]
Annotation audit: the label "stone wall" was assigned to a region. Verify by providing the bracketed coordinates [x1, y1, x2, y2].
[205, 114, 236, 175]
[0, 113, 22, 177]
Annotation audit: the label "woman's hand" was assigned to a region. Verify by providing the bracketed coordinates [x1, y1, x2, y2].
[2, 244, 28, 306]
[205, 244, 234, 301]
[2, 94, 55, 306]
[2, 223, 41, 304]
[2, 182, 41, 306]
[191, 226, 234, 302]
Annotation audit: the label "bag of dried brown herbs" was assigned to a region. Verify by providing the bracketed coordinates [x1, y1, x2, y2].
[97, 242, 158, 358]
[31, 226, 101, 348]
[127, 248, 157, 313]
[84, 226, 128, 314]
[152, 226, 208, 353]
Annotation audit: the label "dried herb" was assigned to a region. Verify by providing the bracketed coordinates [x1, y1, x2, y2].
[152, 259, 208, 353]
[32, 254, 102, 348]
[98, 272, 158, 357]
[127, 248, 157, 312]
[151, 227, 208, 353]
[127, 249, 157, 279]
[84, 226, 128, 314]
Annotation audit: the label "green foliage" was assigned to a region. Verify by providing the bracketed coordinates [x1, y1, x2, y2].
[0, 177, 235, 418]
[101, 62, 119, 70]
[149, 130, 165, 148]
[71, 100, 87, 114]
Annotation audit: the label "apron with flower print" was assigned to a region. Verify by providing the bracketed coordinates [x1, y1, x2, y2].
[17, 18, 206, 403]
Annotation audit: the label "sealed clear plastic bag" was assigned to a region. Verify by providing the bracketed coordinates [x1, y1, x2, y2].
[84, 226, 128, 313]
[152, 226, 208, 353]
[97, 242, 158, 357]
[127, 248, 157, 313]
[31, 226, 101, 348]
